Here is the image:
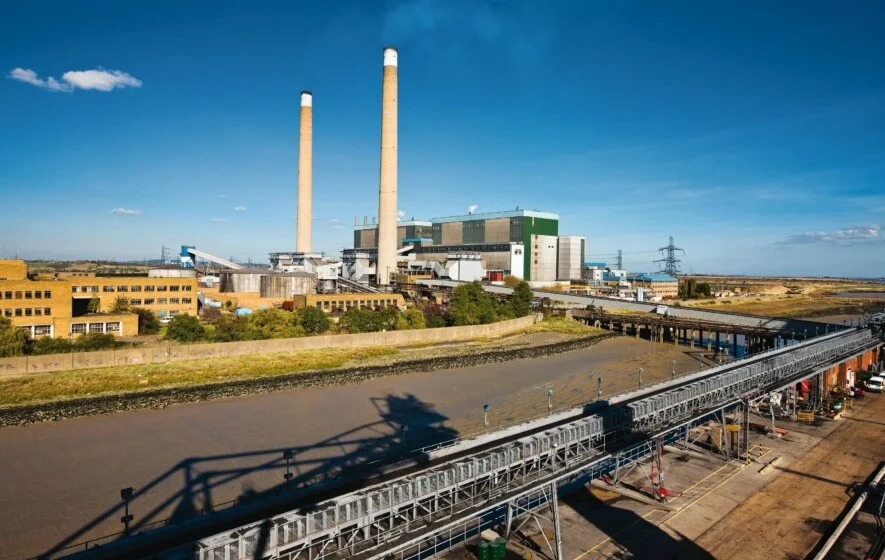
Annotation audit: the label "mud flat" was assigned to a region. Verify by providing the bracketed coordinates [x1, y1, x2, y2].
[0, 335, 696, 560]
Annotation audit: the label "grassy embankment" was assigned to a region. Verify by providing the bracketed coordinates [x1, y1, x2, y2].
[0, 316, 604, 408]
[0, 346, 397, 407]
[520, 315, 605, 335]
[688, 288, 883, 318]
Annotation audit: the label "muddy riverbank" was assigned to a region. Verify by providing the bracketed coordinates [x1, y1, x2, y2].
[0, 335, 696, 560]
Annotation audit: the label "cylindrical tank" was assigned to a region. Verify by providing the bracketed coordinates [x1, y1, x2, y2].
[260, 272, 316, 298]
[219, 269, 266, 293]
[148, 268, 197, 278]
[477, 541, 490, 560]
[492, 538, 507, 560]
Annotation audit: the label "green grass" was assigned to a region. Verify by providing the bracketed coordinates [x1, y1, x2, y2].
[522, 316, 606, 336]
[0, 346, 398, 407]
[691, 296, 872, 318]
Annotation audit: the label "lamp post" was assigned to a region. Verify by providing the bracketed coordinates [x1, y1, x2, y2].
[671, 360, 677, 380]
[638, 368, 644, 388]
[597, 377, 603, 400]
[547, 389, 554, 414]
[483, 404, 489, 429]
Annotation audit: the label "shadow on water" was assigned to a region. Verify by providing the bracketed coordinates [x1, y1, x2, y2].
[41, 393, 457, 559]
[563, 487, 715, 560]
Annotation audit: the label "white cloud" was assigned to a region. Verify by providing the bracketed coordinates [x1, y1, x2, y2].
[9, 67, 142, 92]
[779, 224, 881, 245]
[210, 218, 228, 222]
[111, 208, 141, 216]
[467, 204, 479, 214]
[217, 194, 227, 198]
[61, 69, 141, 91]
[397, 210, 406, 222]
[9, 68, 69, 91]
[333, 224, 344, 229]
[331, 219, 341, 223]
[234, 206, 247, 211]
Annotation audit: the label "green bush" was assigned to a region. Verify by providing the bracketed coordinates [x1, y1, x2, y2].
[110, 296, 131, 313]
[30, 336, 73, 355]
[164, 314, 206, 343]
[448, 281, 498, 326]
[422, 306, 447, 328]
[247, 308, 302, 339]
[510, 281, 533, 317]
[298, 306, 330, 335]
[213, 314, 251, 342]
[401, 309, 426, 329]
[74, 332, 120, 351]
[133, 307, 160, 335]
[0, 317, 29, 357]
[339, 308, 397, 333]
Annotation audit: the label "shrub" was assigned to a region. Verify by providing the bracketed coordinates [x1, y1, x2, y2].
[0, 317, 29, 357]
[110, 296, 131, 313]
[74, 332, 119, 351]
[339, 308, 397, 333]
[448, 281, 498, 326]
[213, 314, 251, 342]
[201, 306, 222, 324]
[510, 281, 534, 317]
[423, 306, 447, 329]
[164, 314, 206, 343]
[133, 307, 160, 335]
[30, 336, 73, 355]
[87, 294, 102, 313]
[298, 306, 330, 335]
[247, 308, 302, 339]
[401, 309, 426, 329]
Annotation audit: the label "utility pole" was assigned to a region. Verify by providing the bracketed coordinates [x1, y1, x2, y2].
[654, 236, 685, 276]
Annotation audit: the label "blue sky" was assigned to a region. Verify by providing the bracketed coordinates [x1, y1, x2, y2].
[2, 0, 884, 276]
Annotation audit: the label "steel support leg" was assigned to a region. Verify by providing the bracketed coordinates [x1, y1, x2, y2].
[504, 500, 512, 539]
[550, 483, 563, 560]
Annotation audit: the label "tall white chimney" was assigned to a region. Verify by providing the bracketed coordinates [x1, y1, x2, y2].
[296, 91, 313, 252]
[376, 47, 398, 285]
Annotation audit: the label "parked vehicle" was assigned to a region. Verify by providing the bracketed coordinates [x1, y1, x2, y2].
[867, 375, 884, 393]
[653, 305, 669, 315]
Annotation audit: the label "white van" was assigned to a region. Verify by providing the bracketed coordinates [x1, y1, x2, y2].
[868, 376, 884, 393]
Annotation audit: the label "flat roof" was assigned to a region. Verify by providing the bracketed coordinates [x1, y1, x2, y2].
[430, 209, 559, 223]
[354, 220, 432, 231]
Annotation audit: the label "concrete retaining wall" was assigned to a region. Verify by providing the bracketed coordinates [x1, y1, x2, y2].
[0, 315, 539, 378]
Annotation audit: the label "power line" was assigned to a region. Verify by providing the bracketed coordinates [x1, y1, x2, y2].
[653, 236, 685, 276]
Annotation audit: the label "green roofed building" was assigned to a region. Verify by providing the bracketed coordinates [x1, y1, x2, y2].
[353, 209, 577, 281]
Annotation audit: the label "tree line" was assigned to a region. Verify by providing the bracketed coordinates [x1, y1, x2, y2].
[0, 280, 537, 354]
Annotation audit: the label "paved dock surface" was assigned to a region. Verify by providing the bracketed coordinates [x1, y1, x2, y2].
[690, 392, 885, 560]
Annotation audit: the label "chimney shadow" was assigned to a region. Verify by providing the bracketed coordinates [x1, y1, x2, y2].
[38, 392, 457, 559]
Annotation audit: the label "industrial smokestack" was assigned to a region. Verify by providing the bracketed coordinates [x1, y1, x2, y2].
[296, 91, 313, 252]
[376, 47, 398, 285]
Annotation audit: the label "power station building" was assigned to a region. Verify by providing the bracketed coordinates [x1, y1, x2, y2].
[351, 210, 586, 282]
